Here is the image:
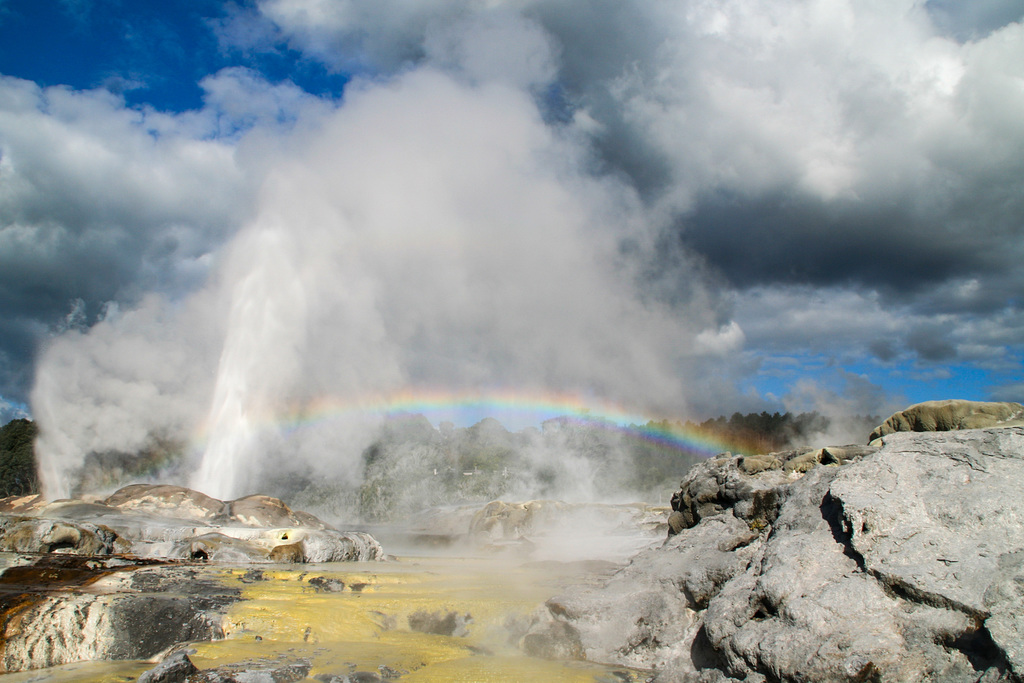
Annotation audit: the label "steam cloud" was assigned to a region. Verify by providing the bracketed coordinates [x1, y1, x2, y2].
[32, 67, 713, 500]
[5, 1, 1021, 500]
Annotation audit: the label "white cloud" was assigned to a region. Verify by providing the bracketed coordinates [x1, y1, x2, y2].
[13, 0, 1024, 501]
[0, 76, 252, 303]
[423, 9, 558, 89]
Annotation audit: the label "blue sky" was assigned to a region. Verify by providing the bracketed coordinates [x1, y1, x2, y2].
[0, 1, 350, 110]
[1, 0, 1023, 453]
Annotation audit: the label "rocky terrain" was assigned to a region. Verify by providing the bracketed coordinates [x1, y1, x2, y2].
[0, 484, 384, 564]
[2, 399, 1023, 681]
[0, 554, 240, 673]
[0, 485, 384, 674]
[522, 400, 1024, 682]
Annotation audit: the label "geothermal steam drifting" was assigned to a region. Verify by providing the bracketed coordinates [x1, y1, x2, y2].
[34, 69, 717, 500]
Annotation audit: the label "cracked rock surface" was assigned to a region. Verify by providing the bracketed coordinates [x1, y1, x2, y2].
[527, 425, 1024, 682]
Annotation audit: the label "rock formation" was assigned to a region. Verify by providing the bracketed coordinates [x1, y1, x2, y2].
[0, 484, 384, 564]
[868, 399, 1024, 441]
[0, 485, 387, 673]
[0, 554, 240, 672]
[523, 404, 1024, 682]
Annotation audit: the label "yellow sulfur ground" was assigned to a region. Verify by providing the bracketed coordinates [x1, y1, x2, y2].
[0, 555, 648, 682]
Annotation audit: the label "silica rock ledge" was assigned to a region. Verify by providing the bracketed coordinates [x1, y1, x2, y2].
[0, 484, 385, 563]
[522, 404, 1024, 682]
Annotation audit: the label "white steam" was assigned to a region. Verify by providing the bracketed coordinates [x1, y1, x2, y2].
[33, 66, 713, 500]
[28, 0, 1019, 502]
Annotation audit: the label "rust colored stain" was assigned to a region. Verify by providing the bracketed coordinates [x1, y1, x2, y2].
[0, 555, 170, 651]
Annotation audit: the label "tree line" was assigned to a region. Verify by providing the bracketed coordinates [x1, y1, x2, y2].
[0, 418, 39, 497]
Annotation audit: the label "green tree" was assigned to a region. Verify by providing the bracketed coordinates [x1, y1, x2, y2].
[0, 419, 39, 497]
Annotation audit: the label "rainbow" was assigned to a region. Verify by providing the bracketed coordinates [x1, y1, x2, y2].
[199, 388, 763, 458]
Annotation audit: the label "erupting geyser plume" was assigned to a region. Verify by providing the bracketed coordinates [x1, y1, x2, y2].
[32, 66, 730, 501]
[191, 225, 310, 499]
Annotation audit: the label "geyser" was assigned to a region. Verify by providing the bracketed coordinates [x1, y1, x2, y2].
[33, 66, 725, 502]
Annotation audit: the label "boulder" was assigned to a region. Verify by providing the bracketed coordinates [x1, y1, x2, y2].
[869, 399, 1024, 441]
[407, 609, 473, 637]
[538, 426, 1024, 682]
[137, 650, 200, 683]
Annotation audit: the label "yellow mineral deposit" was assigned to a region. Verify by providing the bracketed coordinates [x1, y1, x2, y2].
[0, 555, 646, 682]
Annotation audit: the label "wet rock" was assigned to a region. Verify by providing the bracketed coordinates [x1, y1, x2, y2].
[316, 673, 384, 683]
[0, 486, 385, 564]
[137, 649, 199, 683]
[190, 656, 312, 682]
[239, 568, 266, 583]
[407, 609, 473, 637]
[269, 541, 304, 563]
[869, 399, 1024, 441]
[166, 528, 383, 564]
[308, 576, 345, 593]
[377, 664, 406, 679]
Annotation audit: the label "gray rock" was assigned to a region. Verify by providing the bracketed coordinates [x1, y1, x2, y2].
[407, 609, 473, 637]
[831, 428, 1024, 616]
[542, 425, 1024, 682]
[0, 515, 123, 555]
[0, 556, 239, 672]
[191, 658, 312, 683]
[137, 650, 199, 683]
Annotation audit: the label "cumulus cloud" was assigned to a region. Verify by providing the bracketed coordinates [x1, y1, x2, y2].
[6, 0, 1023, 500]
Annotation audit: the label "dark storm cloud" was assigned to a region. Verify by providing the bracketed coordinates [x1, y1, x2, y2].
[926, 0, 1024, 41]
[678, 189, 1022, 297]
[906, 323, 958, 362]
[250, 0, 1024, 323]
